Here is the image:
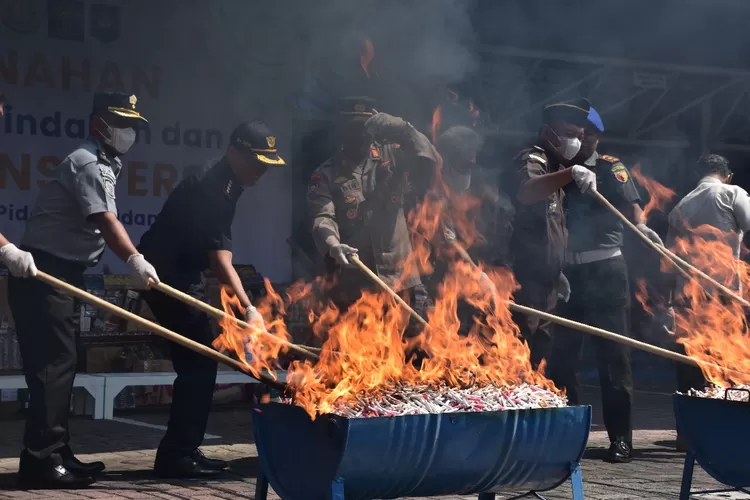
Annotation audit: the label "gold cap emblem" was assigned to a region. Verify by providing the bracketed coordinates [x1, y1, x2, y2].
[266, 136, 276, 149]
[129, 95, 137, 109]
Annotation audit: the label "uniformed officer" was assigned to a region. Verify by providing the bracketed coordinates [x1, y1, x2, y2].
[136, 121, 282, 478]
[307, 97, 440, 327]
[547, 98, 663, 464]
[509, 102, 597, 369]
[7, 92, 159, 489]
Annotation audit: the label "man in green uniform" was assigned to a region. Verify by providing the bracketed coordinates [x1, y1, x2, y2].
[547, 98, 663, 463]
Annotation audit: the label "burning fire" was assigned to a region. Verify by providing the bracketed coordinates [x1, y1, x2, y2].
[632, 171, 750, 387]
[214, 172, 557, 418]
[431, 105, 442, 146]
[630, 164, 676, 221]
[360, 38, 375, 79]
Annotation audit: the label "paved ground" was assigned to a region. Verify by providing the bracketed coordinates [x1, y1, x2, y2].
[0, 385, 745, 500]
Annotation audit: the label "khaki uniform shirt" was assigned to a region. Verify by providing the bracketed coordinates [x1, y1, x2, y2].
[307, 124, 439, 300]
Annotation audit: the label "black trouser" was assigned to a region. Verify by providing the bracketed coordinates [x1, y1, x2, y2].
[512, 278, 558, 370]
[141, 281, 217, 460]
[672, 302, 707, 393]
[8, 248, 86, 460]
[547, 255, 634, 444]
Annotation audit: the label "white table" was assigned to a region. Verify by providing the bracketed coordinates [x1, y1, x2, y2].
[0, 374, 106, 419]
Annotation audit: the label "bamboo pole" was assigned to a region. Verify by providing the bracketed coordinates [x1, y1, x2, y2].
[150, 281, 320, 362]
[592, 190, 750, 308]
[447, 241, 748, 377]
[34, 271, 286, 391]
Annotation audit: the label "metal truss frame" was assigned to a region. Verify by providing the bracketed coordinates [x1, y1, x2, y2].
[476, 45, 750, 152]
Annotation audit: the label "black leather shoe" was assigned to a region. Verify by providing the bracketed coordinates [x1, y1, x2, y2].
[154, 454, 223, 479]
[605, 440, 633, 463]
[18, 450, 95, 489]
[191, 449, 229, 471]
[60, 445, 106, 476]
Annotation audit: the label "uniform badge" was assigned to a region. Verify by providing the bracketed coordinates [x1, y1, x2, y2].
[548, 200, 557, 214]
[310, 174, 321, 184]
[381, 159, 391, 168]
[600, 154, 620, 163]
[443, 227, 456, 242]
[344, 194, 356, 204]
[266, 136, 276, 148]
[334, 176, 348, 184]
[369, 146, 380, 159]
[614, 169, 629, 183]
[129, 94, 137, 109]
[224, 180, 234, 196]
[98, 165, 116, 200]
[340, 179, 360, 194]
[346, 208, 358, 219]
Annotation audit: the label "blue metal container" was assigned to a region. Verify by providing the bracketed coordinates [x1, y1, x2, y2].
[674, 393, 750, 499]
[252, 402, 591, 500]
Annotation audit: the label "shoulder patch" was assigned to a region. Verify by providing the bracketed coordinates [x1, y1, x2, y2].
[612, 165, 629, 183]
[527, 153, 547, 165]
[310, 174, 321, 184]
[600, 154, 620, 163]
[98, 165, 117, 199]
[370, 146, 381, 159]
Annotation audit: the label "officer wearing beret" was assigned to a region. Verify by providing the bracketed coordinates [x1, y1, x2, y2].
[307, 97, 440, 327]
[509, 101, 597, 369]
[7, 92, 159, 489]
[136, 122, 283, 478]
[547, 98, 663, 463]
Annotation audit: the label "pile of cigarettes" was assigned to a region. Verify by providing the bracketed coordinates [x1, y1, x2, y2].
[680, 384, 750, 402]
[320, 383, 568, 418]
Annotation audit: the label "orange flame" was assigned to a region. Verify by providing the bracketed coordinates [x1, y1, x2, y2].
[214, 172, 557, 418]
[360, 38, 375, 79]
[630, 165, 676, 221]
[431, 105, 442, 146]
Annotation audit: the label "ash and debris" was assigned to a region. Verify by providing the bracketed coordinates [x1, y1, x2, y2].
[285, 383, 567, 418]
[679, 384, 750, 402]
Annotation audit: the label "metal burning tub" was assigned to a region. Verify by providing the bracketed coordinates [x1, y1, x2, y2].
[251, 402, 591, 500]
[674, 391, 750, 499]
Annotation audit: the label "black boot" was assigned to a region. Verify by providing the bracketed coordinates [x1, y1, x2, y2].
[191, 449, 229, 471]
[60, 445, 106, 476]
[18, 450, 95, 490]
[605, 440, 633, 463]
[154, 453, 222, 479]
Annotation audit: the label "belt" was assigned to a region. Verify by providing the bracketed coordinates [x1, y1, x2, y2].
[565, 247, 622, 265]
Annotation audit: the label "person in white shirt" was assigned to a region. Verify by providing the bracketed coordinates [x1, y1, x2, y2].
[659, 154, 750, 449]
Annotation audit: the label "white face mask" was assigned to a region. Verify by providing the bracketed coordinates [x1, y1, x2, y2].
[110, 127, 136, 155]
[560, 137, 582, 160]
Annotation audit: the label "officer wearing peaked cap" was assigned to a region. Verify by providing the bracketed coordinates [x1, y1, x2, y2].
[7, 92, 158, 489]
[509, 99, 597, 370]
[136, 121, 285, 479]
[307, 97, 441, 331]
[547, 98, 663, 464]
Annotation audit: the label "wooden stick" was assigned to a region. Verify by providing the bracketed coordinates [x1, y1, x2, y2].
[150, 281, 320, 362]
[34, 271, 286, 391]
[593, 190, 750, 308]
[350, 255, 428, 327]
[447, 241, 748, 377]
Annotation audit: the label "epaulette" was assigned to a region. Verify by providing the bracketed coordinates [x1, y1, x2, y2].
[524, 147, 547, 166]
[96, 149, 111, 166]
[599, 154, 621, 164]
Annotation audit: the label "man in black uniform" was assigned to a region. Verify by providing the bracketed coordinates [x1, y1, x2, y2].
[509, 102, 597, 369]
[137, 122, 283, 478]
[547, 99, 663, 463]
[8, 92, 159, 488]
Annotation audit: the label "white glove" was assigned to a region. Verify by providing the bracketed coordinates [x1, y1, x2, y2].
[556, 272, 571, 303]
[637, 223, 664, 246]
[329, 244, 358, 268]
[0, 244, 37, 278]
[244, 305, 267, 333]
[570, 165, 597, 194]
[126, 254, 160, 289]
[479, 272, 498, 297]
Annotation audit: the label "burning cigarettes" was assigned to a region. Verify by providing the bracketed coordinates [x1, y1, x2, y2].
[678, 384, 750, 402]
[285, 383, 567, 418]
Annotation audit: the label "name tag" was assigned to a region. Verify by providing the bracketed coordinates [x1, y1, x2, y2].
[340, 179, 361, 194]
